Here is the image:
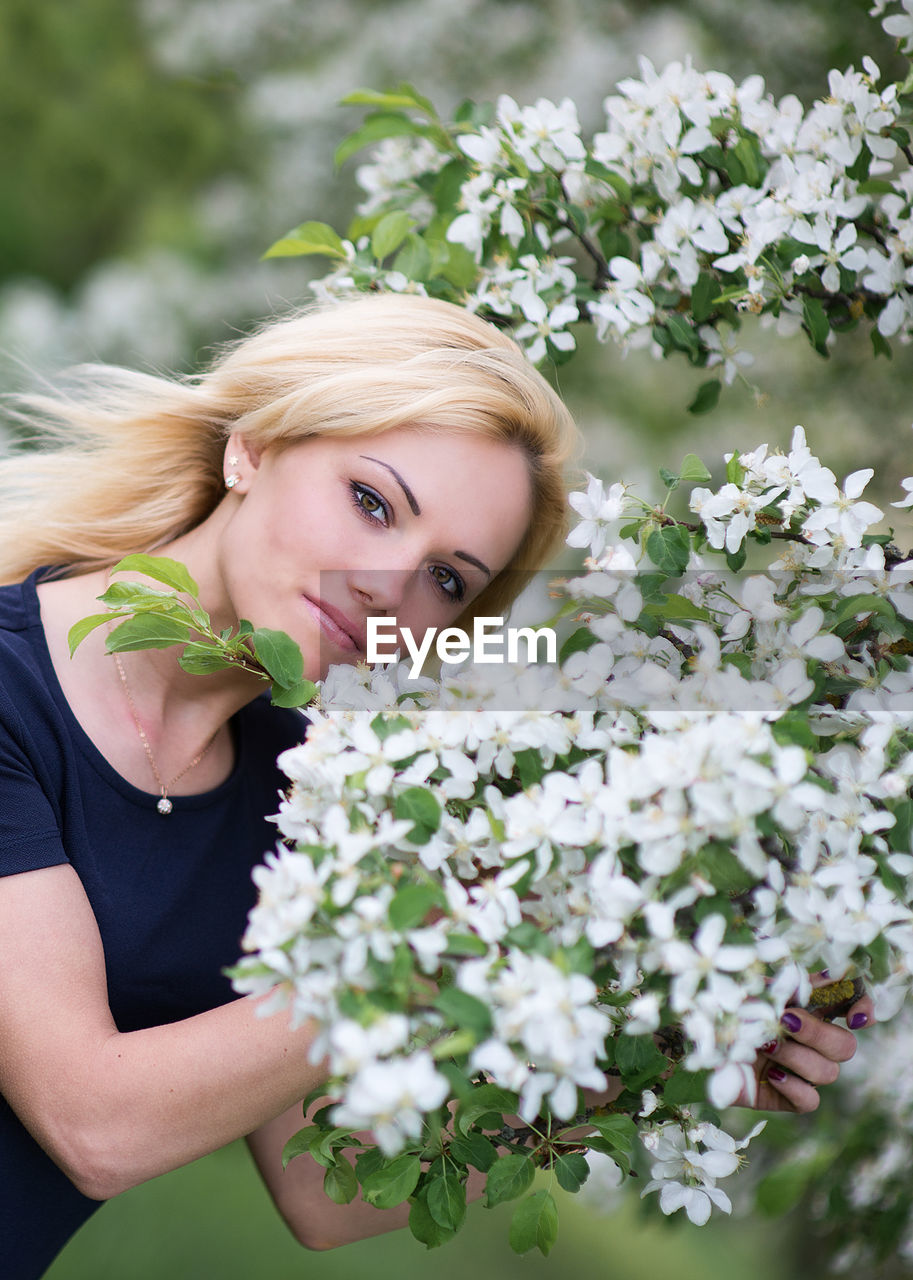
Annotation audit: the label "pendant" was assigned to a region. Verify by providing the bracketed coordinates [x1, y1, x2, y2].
[157, 796, 174, 815]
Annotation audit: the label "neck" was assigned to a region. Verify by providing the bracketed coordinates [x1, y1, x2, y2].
[54, 501, 271, 742]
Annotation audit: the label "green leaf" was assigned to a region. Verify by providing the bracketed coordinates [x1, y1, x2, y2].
[433, 987, 492, 1037]
[409, 1192, 456, 1249]
[664, 313, 700, 356]
[559, 626, 599, 665]
[361, 1154, 422, 1209]
[341, 86, 433, 112]
[109, 555, 199, 597]
[394, 233, 433, 281]
[645, 525, 691, 575]
[801, 294, 830, 355]
[389, 883, 442, 930]
[554, 1152, 590, 1193]
[679, 452, 713, 484]
[484, 1154, 535, 1208]
[394, 787, 442, 839]
[456, 1085, 518, 1136]
[887, 798, 913, 854]
[354, 1146, 387, 1181]
[663, 1067, 713, 1105]
[436, 239, 478, 290]
[614, 1035, 669, 1090]
[281, 1126, 321, 1169]
[105, 614, 192, 652]
[871, 327, 893, 360]
[725, 453, 745, 485]
[178, 642, 235, 675]
[688, 379, 722, 415]
[857, 177, 897, 196]
[324, 1159, 358, 1205]
[99, 581, 181, 610]
[642, 592, 712, 623]
[696, 842, 756, 894]
[372, 210, 416, 261]
[832, 594, 896, 629]
[264, 221, 349, 260]
[270, 679, 318, 708]
[690, 273, 718, 324]
[335, 113, 428, 167]
[509, 1190, 558, 1256]
[443, 932, 490, 958]
[588, 1113, 637, 1152]
[449, 1131, 497, 1171]
[659, 465, 680, 491]
[249, 629, 304, 687]
[732, 135, 764, 186]
[68, 611, 126, 657]
[427, 1170, 467, 1231]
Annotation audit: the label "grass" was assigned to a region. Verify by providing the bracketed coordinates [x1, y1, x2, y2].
[43, 1140, 788, 1280]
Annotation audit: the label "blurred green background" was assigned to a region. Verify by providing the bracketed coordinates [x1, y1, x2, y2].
[5, 0, 912, 1274]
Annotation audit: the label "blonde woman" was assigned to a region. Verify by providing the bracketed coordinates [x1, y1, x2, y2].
[0, 294, 870, 1278]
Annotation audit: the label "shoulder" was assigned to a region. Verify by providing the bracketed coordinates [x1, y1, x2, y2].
[0, 574, 52, 730]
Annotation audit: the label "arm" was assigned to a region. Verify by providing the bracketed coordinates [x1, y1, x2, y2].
[247, 1105, 412, 1250]
[0, 862, 326, 1201]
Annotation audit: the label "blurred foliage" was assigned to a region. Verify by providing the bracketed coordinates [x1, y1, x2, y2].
[0, 0, 251, 289]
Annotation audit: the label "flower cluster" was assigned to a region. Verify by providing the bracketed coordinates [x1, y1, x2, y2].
[230, 426, 913, 1258]
[264, 5, 913, 410]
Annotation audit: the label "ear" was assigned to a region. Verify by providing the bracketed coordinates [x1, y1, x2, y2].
[223, 431, 261, 493]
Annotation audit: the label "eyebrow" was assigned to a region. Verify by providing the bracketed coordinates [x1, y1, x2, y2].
[455, 550, 491, 578]
[359, 454, 491, 578]
[360, 456, 421, 515]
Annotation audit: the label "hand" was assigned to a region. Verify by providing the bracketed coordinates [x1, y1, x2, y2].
[746, 979, 874, 1113]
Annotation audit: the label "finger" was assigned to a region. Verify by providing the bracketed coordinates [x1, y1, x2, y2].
[844, 993, 875, 1031]
[779, 1007, 857, 1063]
[761, 1038, 840, 1087]
[758, 1067, 822, 1114]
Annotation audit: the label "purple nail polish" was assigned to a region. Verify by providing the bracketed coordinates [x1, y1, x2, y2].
[768, 1066, 787, 1083]
[781, 1011, 802, 1033]
[849, 1012, 868, 1029]
[820, 969, 829, 978]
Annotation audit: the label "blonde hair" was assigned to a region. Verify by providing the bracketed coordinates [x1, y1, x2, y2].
[0, 294, 580, 618]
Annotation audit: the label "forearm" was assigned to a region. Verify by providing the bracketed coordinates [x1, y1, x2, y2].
[23, 993, 322, 1200]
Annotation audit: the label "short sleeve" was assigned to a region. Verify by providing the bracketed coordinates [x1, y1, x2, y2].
[0, 711, 67, 877]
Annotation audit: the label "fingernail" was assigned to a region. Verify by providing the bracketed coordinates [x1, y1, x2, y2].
[781, 1012, 802, 1033]
[768, 1066, 787, 1083]
[759, 1040, 778, 1055]
[849, 1012, 868, 1029]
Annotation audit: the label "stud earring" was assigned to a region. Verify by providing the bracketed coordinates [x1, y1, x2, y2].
[225, 473, 241, 490]
[227, 455, 240, 466]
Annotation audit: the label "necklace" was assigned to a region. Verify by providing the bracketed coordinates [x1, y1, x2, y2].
[112, 650, 219, 815]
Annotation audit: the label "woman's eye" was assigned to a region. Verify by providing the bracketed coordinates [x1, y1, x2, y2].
[429, 563, 465, 602]
[350, 481, 389, 524]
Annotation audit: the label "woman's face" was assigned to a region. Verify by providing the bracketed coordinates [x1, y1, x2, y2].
[217, 425, 533, 681]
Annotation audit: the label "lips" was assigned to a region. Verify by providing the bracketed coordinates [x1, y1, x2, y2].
[302, 596, 364, 653]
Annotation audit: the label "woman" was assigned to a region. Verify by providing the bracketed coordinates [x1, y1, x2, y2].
[0, 294, 870, 1278]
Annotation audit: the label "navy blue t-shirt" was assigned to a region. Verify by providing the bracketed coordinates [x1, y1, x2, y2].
[0, 570, 307, 1280]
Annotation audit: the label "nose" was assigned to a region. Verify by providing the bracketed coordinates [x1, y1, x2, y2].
[347, 568, 413, 616]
